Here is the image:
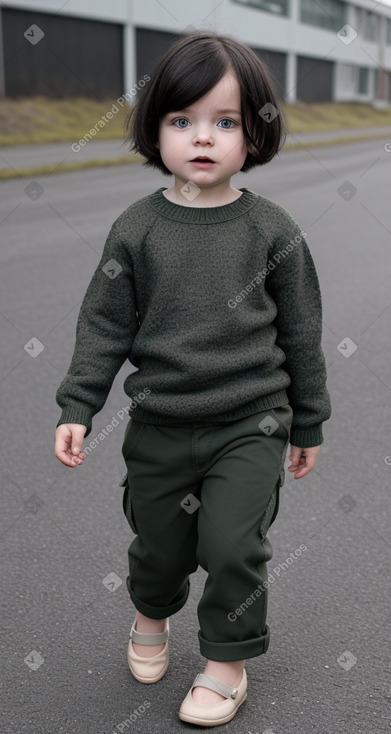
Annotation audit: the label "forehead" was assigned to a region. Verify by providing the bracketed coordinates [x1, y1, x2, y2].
[202, 72, 241, 103]
[170, 72, 242, 114]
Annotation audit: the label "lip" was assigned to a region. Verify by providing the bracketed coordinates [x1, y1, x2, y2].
[190, 156, 214, 162]
[190, 157, 215, 168]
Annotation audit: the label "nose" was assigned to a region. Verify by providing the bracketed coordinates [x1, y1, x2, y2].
[192, 124, 214, 146]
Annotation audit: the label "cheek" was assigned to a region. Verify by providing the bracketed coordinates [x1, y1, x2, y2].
[159, 130, 179, 158]
[228, 132, 248, 159]
[242, 140, 249, 159]
[234, 135, 249, 161]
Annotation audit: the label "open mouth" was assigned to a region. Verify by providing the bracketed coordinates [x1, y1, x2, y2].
[191, 156, 215, 162]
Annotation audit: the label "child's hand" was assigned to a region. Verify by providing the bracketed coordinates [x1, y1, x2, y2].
[55, 423, 87, 467]
[287, 444, 321, 479]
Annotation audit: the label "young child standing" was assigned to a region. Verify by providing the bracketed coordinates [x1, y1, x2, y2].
[55, 30, 331, 727]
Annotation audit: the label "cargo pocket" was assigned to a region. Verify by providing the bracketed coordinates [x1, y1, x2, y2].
[259, 476, 281, 541]
[119, 473, 138, 534]
[270, 405, 293, 488]
[121, 419, 147, 461]
[258, 404, 293, 542]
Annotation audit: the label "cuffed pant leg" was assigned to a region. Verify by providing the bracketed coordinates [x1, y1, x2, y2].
[126, 575, 190, 618]
[197, 538, 274, 661]
[194, 408, 291, 661]
[121, 422, 200, 620]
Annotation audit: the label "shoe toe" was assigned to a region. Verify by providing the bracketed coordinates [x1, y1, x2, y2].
[127, 617, 170, 684]
[178, 668, 248, 726]
[127, 639, 169, 683]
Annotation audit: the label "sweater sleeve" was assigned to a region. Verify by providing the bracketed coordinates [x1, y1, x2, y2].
[266, 227, 331, 448]
[55, 221, 139, 438]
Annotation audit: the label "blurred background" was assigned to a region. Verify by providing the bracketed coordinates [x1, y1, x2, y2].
[1, 2, 391, 734]
[1, 0, 391, 164]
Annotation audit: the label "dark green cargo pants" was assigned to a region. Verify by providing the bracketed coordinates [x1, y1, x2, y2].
[120, 403, 293, 662]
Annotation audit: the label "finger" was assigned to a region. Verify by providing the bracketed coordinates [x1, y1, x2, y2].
[70, 450, 87, 466]
[55, 430, 87, 467]
[289, 450, 302, 460]
[288, 456, 306, 469]
[70, 431, 86, 457]
[55, 434, 81, 467]
[293, 462, 315, 478]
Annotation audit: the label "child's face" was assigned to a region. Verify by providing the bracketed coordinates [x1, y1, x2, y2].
[157, 71, 249, 190]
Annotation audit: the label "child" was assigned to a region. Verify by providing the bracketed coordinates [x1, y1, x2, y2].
[55, 30, 331, 727]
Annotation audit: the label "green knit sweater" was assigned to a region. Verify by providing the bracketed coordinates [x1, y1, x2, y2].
[55, 186, 331, 448]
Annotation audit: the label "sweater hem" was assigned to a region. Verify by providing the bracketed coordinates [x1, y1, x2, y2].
[127, 389, 290, 425]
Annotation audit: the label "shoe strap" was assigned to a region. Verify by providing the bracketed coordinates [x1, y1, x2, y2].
[192, 673, 239, 700]
[130, 625, 168, 645]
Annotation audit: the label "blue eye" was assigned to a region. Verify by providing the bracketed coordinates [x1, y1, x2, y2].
[173, 118, 189, 128]
[218, 118, 236, 129]
[171, 117, 238, 129]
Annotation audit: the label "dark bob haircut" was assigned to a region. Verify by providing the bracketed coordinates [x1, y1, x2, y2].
[122, 30, 287, 176]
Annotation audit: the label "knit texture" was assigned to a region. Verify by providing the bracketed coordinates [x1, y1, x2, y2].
[55, 186, 331, 447]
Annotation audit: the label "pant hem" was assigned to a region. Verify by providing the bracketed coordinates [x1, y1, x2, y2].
[126, 576, 190, 618]
[198, 625, 271, 661]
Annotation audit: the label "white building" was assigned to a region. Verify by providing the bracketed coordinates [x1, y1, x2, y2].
[1, 0, 391, 103]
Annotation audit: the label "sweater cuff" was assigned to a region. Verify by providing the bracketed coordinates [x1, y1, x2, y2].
[290, 423, 324, 448]
[56, 406, 94, 438]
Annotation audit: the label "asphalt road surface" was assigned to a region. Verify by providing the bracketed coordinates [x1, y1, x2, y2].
[1, 138, 391, 734]
[1, 125, 391, 172]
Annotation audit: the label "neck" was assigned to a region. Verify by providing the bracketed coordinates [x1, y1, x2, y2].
[163, 181, 244, 208]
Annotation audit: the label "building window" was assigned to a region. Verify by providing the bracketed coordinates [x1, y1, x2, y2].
[231, 0, 289, 16]
[386, 18, 391, 45]
[341, 64, 371, 95]
[358, 67, 369, 94]
[340, 63, 356, 93]
[300, 0, 346, 32]
[354, 9, 379, 42]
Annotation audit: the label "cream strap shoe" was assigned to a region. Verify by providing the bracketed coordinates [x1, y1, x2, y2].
[178, 668, 248, 726]
[127, 616, 170, 683]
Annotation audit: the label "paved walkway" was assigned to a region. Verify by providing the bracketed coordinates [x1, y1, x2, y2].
[2, 137, 390, 733]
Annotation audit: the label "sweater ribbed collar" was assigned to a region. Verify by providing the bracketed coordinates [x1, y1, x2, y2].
[147, 186, 259, 224]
